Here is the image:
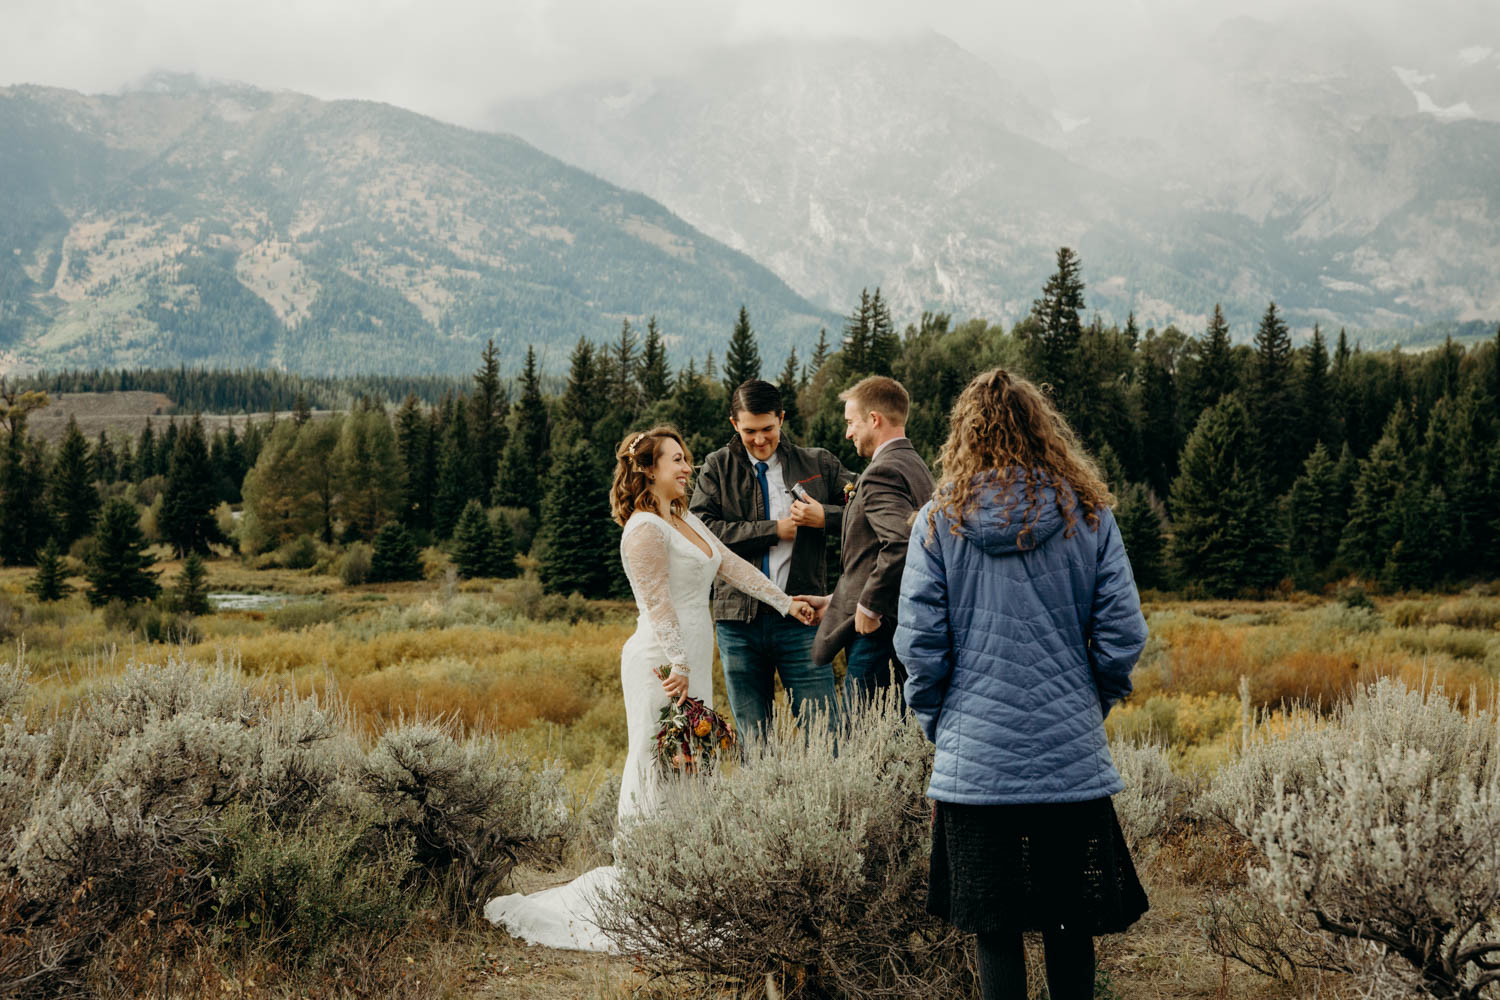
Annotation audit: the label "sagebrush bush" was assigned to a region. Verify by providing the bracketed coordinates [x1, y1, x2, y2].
[268, 597, 348, 630]
[0, 647, 567, 996]
[1388, 596, 1500, 631]
[596, 695, 974, 1000]
[362, 720, 568, 909]
[1205, 678, 1500, 997]
[1109, 738, 1191, 860]
[210, 805, 413, 958]
[341, 541, 373, 585]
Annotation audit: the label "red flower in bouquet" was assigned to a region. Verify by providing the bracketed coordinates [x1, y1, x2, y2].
[652, 665, 737, 778]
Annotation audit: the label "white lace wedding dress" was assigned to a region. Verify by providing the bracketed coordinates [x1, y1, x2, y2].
[484, 510, 794, 952]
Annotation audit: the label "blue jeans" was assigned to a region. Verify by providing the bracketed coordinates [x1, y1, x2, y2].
[841, 625, 905, 711]
[716, 615, 835, 741]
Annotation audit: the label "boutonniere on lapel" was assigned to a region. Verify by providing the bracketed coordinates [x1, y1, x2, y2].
[844, 481, 857, 502]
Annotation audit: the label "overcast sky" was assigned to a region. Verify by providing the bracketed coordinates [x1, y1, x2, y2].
[2, 0, 1493, 126]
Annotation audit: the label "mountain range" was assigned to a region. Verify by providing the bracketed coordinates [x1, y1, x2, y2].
[0, 74, 833, 376]
[493, 24, 1500, 339]
[3, 19, 1498, 381]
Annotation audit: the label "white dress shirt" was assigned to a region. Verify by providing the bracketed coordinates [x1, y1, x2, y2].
[759, 450, 794, 591]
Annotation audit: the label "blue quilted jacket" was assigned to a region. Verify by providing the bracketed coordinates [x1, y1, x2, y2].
[895, 476, 1148, 804]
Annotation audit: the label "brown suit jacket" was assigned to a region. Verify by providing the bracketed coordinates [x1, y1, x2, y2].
[812, 438, 935, 665]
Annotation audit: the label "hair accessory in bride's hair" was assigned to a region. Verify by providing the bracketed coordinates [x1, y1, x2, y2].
[628, 433, 647, 457]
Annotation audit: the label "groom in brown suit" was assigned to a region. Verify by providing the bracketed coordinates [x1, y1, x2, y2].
[798, 376, 934, 706]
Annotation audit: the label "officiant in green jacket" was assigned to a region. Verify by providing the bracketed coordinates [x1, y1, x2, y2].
[689, 380, 855, 740]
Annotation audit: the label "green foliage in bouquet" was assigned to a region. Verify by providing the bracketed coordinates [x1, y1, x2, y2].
[651, 664, 735, 777]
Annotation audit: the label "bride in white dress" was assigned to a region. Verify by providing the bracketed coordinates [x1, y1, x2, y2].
[485, 426, 814, 952]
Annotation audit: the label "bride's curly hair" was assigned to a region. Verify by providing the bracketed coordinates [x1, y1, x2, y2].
[928, 368, 1113, 548]
[611, 425, 694, 526]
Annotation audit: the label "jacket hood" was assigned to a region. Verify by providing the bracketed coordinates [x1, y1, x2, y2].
[955, 473, 1073, 556]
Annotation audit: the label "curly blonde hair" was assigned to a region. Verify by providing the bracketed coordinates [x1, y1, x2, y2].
[929, 368, 1113, 548]
[610, 426, 693, 526]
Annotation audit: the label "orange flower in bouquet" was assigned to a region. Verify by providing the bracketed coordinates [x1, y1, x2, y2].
[653, 665, 737, 777]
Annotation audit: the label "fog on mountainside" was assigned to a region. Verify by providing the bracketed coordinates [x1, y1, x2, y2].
[1, 2, 1497, 376]
[492, 15, 1500, 339]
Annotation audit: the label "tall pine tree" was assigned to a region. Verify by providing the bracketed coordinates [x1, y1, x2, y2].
[433, 398, 479, 538]
[394, 394, 433, 531]
[723, 306, 762, 394]
[777, 349, 802, 436]
[134, 419, 156, 482]
[1115, 482, 1168, 591]
[1250, 300, 1300, 493]
[1168, 397, 1283, 595]
[637, 317, 673, 403]
[471, 338, 508, 494]
[1298, 324, 1332, 454]
[1285, 442, 1343, 587]
[1026, 247, 1087, 419]
[1183, 304, 1237, 422]
[488, 510, 519, 579]
[810, 328, 831, 376]
[842, 290, 875, 377]
[1, 422, 52, 566]
[28, 537, 72, 602]
[611, 320, 642, 415]
[867, 288, 900, 377]
[495, 346, 552, 511]
[560, 338, 605, 434]
[369, 521, 423, 582]
[49, 416, 99, 548]
[1137, 342, 1179, 501]
[159, 414, 223, 556]
[92, 430, 118, 485]
[1339, 404, 1415, 577]
[451, 499, 494, 579]
[171, 551, 212, 616]
[537, 440, 615, 598]
[85, 498, 160, 606]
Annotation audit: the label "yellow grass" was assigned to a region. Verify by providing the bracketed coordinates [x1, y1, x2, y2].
[8, 562, 1497, 999]
[1134, 598, 1499, 712]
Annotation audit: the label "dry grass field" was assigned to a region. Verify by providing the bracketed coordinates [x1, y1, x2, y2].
[3, 556, 1498, 999]
[21, 390, 336, 443]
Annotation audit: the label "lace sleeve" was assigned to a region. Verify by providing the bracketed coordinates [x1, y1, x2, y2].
[621, 518, 691, 677]
[696, 515, 794, 617]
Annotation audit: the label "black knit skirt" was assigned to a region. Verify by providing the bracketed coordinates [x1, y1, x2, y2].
[927, 797, 1149, 935]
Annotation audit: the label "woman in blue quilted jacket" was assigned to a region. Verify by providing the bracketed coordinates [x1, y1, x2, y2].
[894, 367, 1149, 1000]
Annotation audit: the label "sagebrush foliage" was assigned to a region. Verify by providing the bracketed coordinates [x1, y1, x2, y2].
[596, 695, 976, 1000]
[0, 649, 566, 997]
[1205, 679, 1500, 998]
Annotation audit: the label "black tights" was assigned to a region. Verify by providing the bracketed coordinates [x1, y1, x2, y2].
[976, 930, 1095, 1000]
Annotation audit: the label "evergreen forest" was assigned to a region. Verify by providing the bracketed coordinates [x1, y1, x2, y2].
[3, 248, 1497, 601]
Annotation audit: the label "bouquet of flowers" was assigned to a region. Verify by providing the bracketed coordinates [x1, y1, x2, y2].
[652, 665, 737, 777]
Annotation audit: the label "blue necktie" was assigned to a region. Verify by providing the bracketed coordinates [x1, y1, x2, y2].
[755, 460, 771, 577]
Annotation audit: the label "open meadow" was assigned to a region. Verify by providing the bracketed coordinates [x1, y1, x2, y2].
[4, 552, 1500, 999]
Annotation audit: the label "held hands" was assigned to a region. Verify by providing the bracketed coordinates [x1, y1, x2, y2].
[789, 496, 825, 528]
[791, 594, 830, 626]
[787, 599, 817, 626]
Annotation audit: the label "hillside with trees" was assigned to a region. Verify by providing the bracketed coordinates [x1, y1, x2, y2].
[3, 251, 1496, 603]
[0, 75, 832, 376]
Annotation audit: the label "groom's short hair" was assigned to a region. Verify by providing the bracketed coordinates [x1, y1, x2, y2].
[840, 376, 909, 426]
[730, 379, 783, 419]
